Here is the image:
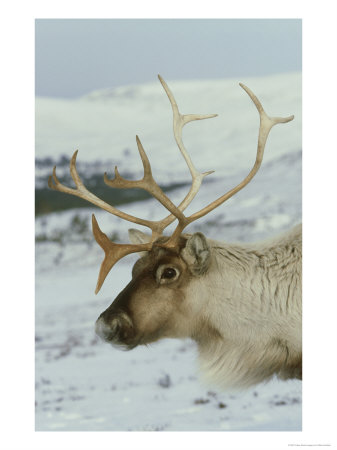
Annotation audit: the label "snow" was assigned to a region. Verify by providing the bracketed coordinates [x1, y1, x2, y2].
[36, 72, 301, 185]
[35, 72, 302, 431]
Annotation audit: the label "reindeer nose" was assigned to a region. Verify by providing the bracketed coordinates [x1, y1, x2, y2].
[95, 315, 121, 342]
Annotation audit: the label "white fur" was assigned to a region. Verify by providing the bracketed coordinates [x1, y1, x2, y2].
[187, 224, 302, 389]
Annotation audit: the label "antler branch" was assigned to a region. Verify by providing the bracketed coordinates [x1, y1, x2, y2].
[157, 75, 217, 230]
[158, 75, 216, 180]
[103, 76, 218, 234]
[92, 215, 152, 294]
[48, 150, 163, 233]
[164, 83, 294, 247]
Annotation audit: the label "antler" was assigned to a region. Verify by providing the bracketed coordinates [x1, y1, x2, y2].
[104, 75, 217, 232]
[156, 75, 216, 229]
[48, 76, 294, 293]
[48, 150, 167, 236]
[163, 83, 294, 248]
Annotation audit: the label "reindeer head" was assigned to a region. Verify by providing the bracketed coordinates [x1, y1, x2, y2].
[94, 231, 213, 349]
[48, 75, 293, 349]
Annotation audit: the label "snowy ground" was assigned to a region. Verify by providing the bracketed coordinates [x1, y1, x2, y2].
[35, 72, 302, 431]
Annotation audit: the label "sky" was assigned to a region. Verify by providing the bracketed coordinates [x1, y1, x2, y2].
[35, 19, 301, 98]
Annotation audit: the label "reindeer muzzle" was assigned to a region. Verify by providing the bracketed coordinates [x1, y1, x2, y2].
[95, 311, 135, 346]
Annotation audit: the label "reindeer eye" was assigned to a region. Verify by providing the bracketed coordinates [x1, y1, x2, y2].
[156, 265, 180, 284]
[161, 268, 177, 279]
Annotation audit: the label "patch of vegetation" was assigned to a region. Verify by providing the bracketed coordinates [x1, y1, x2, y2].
[36, 154, 71, 169]
[70, 214, 88, 234]
[158, 374, 172, 388]
[35, 210, 121, 245]
[218, 402, 227, 409]
[194, 398, 210, 405]
[35, 230, 67, 245]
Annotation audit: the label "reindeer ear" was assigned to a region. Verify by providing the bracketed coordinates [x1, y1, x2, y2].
[181, 232, 211, 275]
[128, 229, 151, 244]
[128, 229, 151, 257]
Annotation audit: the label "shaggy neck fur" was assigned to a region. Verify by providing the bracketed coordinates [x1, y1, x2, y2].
[194, 224, 302, 389]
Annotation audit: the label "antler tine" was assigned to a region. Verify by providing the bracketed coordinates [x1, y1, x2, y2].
[103, 135, 152, 189]
[164, 83, 294, 247]
[48, 150, 81, 194]
[92, 215, 152, 293]
[158, 74, 217, 180]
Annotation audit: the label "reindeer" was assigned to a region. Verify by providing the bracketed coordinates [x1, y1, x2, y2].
[49, 75, 301, 389]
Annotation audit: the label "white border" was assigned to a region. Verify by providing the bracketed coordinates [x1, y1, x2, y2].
[1, 1, 337, 449]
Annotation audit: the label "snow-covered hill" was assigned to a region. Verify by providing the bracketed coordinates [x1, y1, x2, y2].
[35, 72, 302, 431]
[36, 72, 301, 185]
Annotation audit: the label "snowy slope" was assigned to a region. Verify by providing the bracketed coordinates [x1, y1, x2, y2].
[35, 72, 302, 431]
[36, 72, 301, 185]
